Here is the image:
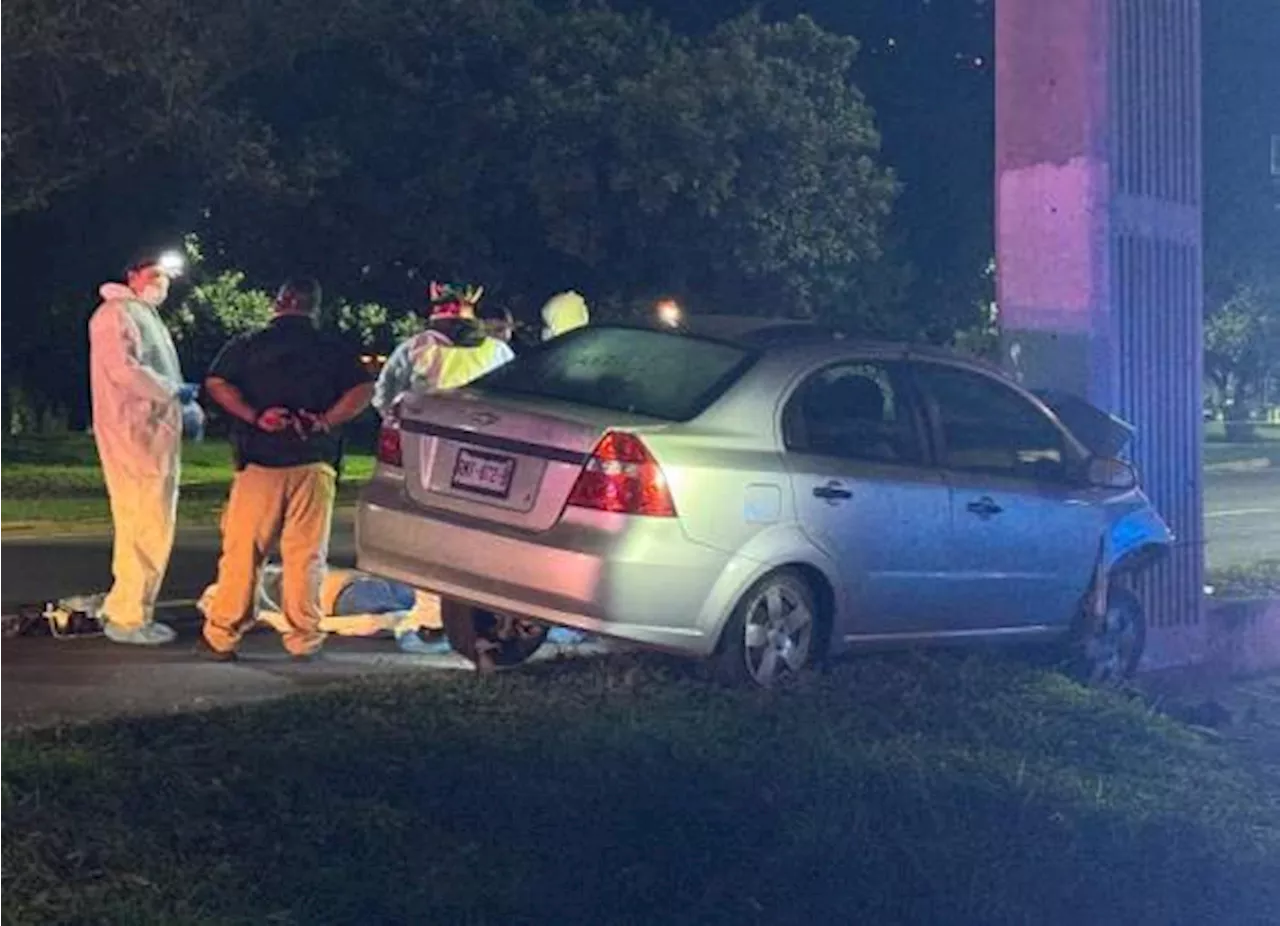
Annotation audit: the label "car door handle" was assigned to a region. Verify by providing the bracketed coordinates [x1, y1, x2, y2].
[813, 482, 853, 501]
[966, 496, 1003, 519]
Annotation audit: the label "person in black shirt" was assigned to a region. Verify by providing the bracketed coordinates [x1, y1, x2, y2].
[200, 278, 373, 660]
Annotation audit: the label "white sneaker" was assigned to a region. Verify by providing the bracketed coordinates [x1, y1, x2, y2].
[103, 621, 178, 646]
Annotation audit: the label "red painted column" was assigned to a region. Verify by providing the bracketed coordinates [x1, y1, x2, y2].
[997, 0, 1205, 667]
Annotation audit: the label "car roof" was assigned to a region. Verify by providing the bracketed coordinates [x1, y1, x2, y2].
[672, 315, 1004, 375]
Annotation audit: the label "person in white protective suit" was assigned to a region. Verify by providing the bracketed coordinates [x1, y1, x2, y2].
[540, 290, 590, 341]
[371, 281, 515, 419]
[88, 258, 198, 645]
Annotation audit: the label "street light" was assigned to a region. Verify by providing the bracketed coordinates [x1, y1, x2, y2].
[656, 299, 682, 327]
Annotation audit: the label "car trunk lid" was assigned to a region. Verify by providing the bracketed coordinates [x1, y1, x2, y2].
[395, 389, 661, 532]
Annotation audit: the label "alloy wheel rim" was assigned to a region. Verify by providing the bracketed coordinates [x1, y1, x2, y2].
[743, 583, 813, 687]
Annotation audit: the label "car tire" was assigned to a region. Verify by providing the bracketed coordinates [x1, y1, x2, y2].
[1066, 584, 1147, 686]
[440, 598, 548, 670]
[711, 569, 821, 688]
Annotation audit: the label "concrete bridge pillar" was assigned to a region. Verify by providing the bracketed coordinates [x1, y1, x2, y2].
[996, 0, 1205, 666]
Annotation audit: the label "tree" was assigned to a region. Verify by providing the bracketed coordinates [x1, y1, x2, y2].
[1204, 275, 1280, 428]
[188, 7, 901, 327]
[3, 0, 908, 426]
[0, 0, 381, 214]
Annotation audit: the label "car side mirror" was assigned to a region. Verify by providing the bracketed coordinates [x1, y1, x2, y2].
[1086, 456, 1138, 491]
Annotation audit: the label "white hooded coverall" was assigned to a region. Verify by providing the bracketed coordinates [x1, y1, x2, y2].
[89, 283, 185, 630]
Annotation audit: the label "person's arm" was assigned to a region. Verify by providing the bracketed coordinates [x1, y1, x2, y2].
[90, 302, 180, 405]
[319, 381, 374, 429]
[203, 376, 257, 425]
[205, 376, 293, 432]
[310, 346, 375, 432]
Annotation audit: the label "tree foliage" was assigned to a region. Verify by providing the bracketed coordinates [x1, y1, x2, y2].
[2, 0, 918, 429]
[1204, 274, 1280, 416]
[4, 0, 902, 326]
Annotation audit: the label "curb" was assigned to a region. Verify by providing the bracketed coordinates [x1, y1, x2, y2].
[1203, 458, 1273, 474]
[1205, 595, 1280, 676]
[2, 507, 357, 543]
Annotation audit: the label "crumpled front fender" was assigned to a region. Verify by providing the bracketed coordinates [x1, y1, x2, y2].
[1103, 506, 1174, 575]
[1086, 505, 1174, 620]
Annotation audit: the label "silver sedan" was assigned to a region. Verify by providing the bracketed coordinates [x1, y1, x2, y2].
[356, 318, 1171, 686]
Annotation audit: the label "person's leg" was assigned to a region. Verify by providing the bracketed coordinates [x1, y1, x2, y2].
[101, 464, 145, 630]
[202, 466, 285, 655]
[279, 464, 336, 657]
[100, 457, 180, 644]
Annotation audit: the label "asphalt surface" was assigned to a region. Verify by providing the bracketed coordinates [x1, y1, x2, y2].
[1202, 468, 1280, 569]
[1, 616, 476, 730]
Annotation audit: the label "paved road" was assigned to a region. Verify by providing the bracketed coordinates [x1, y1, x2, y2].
[1, 617, 474, 730]
[1202, 468, 1280, 570]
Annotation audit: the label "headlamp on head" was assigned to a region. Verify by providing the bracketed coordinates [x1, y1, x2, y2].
[157, 250, 186, 278]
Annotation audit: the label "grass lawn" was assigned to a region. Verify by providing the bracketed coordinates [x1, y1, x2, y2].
[1207, 559, 1280, 598]
[1, 434, 374, 533]
[1202, 422, 1280, 468]
[4, 653, 1279, 925]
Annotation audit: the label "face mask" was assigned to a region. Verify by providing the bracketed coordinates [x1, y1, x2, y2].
[138, 281, 168, 306]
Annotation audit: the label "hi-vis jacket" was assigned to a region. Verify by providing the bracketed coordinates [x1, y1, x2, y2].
[373, 324, 514, 417]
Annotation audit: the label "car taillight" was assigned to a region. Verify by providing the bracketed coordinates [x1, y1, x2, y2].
[377, 424, 403, 467]
[567, 431, 676, 517]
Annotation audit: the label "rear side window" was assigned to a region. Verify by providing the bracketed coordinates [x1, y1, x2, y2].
[477, 326, 753, 421]
[784, 361, 926, 465]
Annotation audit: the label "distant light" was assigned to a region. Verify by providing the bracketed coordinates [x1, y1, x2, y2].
[887, 37, 897, 48]
[157, 250, 185, 277]
[656, 299, 682, 327]
[973, 56, 985, 67]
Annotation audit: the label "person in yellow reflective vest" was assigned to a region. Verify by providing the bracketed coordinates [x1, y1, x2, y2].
[372, 281, 514, 419]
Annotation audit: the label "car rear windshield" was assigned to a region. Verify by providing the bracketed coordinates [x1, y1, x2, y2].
[477, 326, 754, 421]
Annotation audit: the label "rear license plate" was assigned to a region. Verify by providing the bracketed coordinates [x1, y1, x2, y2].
[450, 448, 516, 498]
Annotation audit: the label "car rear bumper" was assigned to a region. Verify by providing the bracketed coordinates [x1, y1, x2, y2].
[355, 475, 731, 656]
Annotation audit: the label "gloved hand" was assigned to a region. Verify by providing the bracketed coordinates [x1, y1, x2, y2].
[181, 401, 206, 440]
[176, 382, 200, 404]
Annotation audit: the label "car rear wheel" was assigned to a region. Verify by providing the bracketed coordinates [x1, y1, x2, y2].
[440, 598, 548, 671]
[712, 569, 819, 688]
[1067, 585, 1146, 685]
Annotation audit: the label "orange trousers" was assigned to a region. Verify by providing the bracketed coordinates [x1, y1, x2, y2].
[202, 463, 336, 656]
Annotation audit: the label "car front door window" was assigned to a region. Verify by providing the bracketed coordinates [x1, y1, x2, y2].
[913, 364, 1070, 482]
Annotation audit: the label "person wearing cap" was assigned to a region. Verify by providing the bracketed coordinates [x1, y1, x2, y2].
[540, 290, 590, 341]
[88, 255, 199, 645]
[199, 278, 373, 660]
[371, 281, 514, 419]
